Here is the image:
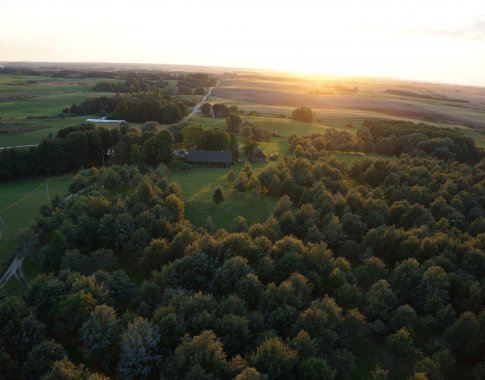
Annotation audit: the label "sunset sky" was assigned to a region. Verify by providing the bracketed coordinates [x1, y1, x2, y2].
[1, 0, 485, 85]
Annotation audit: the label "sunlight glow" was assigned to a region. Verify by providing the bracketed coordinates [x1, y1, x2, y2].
[1, 0, 484, 85]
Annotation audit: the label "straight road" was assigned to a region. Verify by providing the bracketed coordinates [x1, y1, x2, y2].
[184, 79, 221, 121]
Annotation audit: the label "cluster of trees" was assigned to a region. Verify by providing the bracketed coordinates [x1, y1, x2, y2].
[92, 72, 216, 95]
[109, 122, 175, 166]
[177, 73, 215, 92]
[209, 104, 239, 119]
[240, 121, 273, 143]
[0, 124, 120, 181]
[181, 125, 239, 160]
[66, 96, 119, 116]
[113, 95, 190, 124]
[68, 94, 190, 124]
[289, 119, 484, 164]
[3, 151, 485, 378]
[292, 107, 313, 123]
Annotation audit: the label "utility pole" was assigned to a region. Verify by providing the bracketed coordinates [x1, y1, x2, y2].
[46, 179, 50, 203]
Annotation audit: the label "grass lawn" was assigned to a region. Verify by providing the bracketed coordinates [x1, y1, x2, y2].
[169, 164, 276, 230]
[0, 175, 72, 273]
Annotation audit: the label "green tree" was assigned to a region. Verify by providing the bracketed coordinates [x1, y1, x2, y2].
[142, 130, 174, 166]
[15, 314, 46, 357]
[291, 107, 313, 123]
[201, 103, 212, 117]
[117, 317, 160, 379]
[79, 305, 119, 370]
[251, 336, 297, 379]
[22, 340, 66, 379]
[227, 114, 242, 133]
[385, 327, 414, 356]
[213, 187, 225, 205]
[299, 357, 336, 380]
[163, 330, 230, 379]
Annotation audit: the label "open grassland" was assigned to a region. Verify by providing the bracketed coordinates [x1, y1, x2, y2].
[0, 73, 117, 146]
[169, 164, 276, 230]
[0, 115, 91, 147]
[0, 91, 113, 119]
[0, 175, 72, 272]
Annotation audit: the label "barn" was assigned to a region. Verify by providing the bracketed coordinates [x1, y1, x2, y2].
[187, 150, 232, 167]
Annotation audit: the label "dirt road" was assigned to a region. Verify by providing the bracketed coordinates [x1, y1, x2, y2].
[184, 79, 221, 121]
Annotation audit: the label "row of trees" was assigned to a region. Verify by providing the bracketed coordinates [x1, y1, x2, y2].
[68, 94, 190, 124]
[0, 124, 120, 181]
[181, 125, 239, 160]
[0, 121, 178, 182]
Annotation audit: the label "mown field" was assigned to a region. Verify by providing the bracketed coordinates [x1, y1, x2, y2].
[0, 72, 117, 147]
[169, 163, 276, 230]
[0, 175, 72, 272]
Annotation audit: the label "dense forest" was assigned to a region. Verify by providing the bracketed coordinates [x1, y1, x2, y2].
[1, 117, 485, 379]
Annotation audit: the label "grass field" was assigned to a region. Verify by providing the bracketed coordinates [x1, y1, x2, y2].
[0, 72, 117, 146]
[0, 115, 92, 147]
[0, 175, 72, 272]
[169, 164, 276, 230]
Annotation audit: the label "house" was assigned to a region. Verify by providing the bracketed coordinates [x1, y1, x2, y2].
[187, 150, 232, 167]
[251, 147, 266, 161]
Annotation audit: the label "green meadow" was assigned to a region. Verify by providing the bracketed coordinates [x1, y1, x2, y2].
[0, 175, 72, 272]
[169, 164, 276, 230]
[0, 72, 116, 146]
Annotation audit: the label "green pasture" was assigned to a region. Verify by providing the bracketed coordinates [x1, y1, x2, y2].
[0, 91, 113, 119]
[0, 115, 92, 147]
[0, 175, 72, 272]
[169, 164, 276, 230]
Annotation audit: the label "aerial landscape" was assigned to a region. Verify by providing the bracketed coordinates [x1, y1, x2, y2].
[1, 0, 485, 379]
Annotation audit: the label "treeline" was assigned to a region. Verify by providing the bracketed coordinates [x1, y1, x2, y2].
[92, 72, 214, 96]
[68, 95, 190, 124]
[289, 119, 483, 163]
[385, 89, 470, 104]
[0, 124, 119, 181]
[0, 122, 179, 182]
[93, 78, 169, 93]
[2, 152, 485, 378]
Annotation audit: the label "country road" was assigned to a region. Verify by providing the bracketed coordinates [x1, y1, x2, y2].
[0, 185, 93, 291]
[0, 256, 24, 289]
[183, 78, 221, 121]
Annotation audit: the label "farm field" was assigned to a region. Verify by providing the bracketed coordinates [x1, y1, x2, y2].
[214, 77, 485, 129]
[0, 72, 117, 146]
[0, 175, 72, 272]
[0, 115, 91, 147]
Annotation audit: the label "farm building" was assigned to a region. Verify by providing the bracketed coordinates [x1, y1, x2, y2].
[85, 119, 127, 124]
[187, 150, 232, 167]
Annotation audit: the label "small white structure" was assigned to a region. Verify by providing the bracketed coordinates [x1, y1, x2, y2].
[85, 119, 127, 124]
